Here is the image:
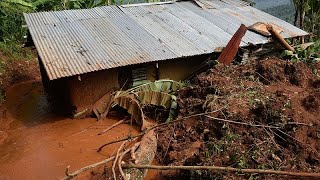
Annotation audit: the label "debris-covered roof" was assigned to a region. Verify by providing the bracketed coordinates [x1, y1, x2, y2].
[24, 0, 308, 80]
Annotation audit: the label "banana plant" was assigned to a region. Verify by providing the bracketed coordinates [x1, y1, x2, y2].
[0, 0, 34, 9]
[105, 80, 185, 129]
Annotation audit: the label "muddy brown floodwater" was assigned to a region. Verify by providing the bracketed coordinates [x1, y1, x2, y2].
[0, 80, 140, 179]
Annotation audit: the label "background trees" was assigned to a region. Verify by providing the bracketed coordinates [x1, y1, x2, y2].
[292, 0, 320, 41]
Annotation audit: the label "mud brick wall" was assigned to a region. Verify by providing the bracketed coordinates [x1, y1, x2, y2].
[67, 68, 119, 113]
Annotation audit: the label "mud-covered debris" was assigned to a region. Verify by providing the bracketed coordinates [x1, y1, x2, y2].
[156, 58, 320, 179]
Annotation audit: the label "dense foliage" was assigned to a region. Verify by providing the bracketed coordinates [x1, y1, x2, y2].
[292, 0, 320, 40]
[0, 0, 33, 42]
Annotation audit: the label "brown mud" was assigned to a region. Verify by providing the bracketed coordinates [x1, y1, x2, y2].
[0, 81, 139, 179]
[156, 58, 320, 179]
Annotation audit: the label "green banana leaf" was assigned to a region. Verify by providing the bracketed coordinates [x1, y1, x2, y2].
[110, 80, 184, 125]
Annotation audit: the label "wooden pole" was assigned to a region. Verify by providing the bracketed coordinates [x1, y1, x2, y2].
[267, 25, 295, 52]
[122, 164, 320, 178]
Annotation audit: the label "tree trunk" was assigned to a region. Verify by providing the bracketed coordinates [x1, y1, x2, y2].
[294, 10, 299, 27]
[300, 11, 305, 43]
[124, 129, 157, 180]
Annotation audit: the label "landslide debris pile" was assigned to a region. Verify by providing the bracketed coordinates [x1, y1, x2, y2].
[156, 58, 320, 179]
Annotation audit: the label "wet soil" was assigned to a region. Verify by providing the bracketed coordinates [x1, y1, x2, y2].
[156, 58, 320, 179]
[0, 81, 139, 179]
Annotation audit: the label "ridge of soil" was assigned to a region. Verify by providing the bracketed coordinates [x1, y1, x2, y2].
[0, 50, 40, 94]
[156, 57, 320, 179]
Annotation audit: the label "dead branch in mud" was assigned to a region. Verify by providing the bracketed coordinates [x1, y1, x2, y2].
[124, 129, 157, 179]
[163, 125, 175, 159]
[255, 72, 271, 84]
[119, 148, 132, 179]
[112, 140, 128, 179]
[62, 137, 138, 180]
[119, 142, 140, 179]
[97, 109, 224, 152]
[262, 127, 282, 151]
[205, 116, 320, 154]
[204, 115, 281, 129]
[277, 129, 320, 156]
[113, 137, 139, 179]
[98, 119, 127, 135]
[284, 122, 314, 126]
[130, 142, 141, 161]
[62, 156, 115, 180]
[122, 165, 320, 178]
[67, 124, 115, 138]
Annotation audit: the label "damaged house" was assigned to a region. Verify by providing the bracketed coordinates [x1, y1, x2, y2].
[23, 0, 307, 116]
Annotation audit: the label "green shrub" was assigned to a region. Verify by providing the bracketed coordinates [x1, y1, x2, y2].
[0, 0, 34, 43]
[281, 40, 320, 64]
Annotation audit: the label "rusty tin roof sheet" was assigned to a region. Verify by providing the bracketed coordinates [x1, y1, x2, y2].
[24, 0, 308, 80]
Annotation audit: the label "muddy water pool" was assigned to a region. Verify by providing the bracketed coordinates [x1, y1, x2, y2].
[0, 81, 139, 179]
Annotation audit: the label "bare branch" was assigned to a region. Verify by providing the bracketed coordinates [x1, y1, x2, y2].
[122, 164, 320, 178]
[61, 156, 115, 180]
[98, 119, 127, 135]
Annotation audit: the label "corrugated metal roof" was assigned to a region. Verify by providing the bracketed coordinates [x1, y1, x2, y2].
[24, 0, 308, 80]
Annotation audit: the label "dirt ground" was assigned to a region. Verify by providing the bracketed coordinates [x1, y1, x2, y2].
[0, 49, 40, 93]
[156, 57, 320, 179]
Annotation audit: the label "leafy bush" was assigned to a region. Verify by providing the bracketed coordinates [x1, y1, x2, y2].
[292, 0, 320, 40]
[281, 40, 320, 64]
[0, 0, 34, 43]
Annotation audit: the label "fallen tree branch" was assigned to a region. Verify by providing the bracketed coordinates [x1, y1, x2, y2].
[119, 142, 142, 180]
[98, 119, 127, 135]
[61, 156, 115, 180]
[276, 129, 320, 156]
[119, 148, 131, 180]
[122, 165, 320, 178]
[130, 142, 141, 161]
[204, 115, 281, 129]
[62, 137, 138, 180]
[97, 110, 223, 152]
[112, 140, 127, 180]
[284, 122, 313, 126]
[125, 129, 157, 179]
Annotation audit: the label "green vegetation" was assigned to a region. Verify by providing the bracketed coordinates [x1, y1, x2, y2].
[282, 40, 320, 64]
[0, 0, 33, 43]
[292, 0, 320, 40]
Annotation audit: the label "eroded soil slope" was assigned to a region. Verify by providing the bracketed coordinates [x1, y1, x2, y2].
[156, 58, 320, 179]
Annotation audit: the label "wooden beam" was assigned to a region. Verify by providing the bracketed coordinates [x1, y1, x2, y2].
[217, 24, 247, 65]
